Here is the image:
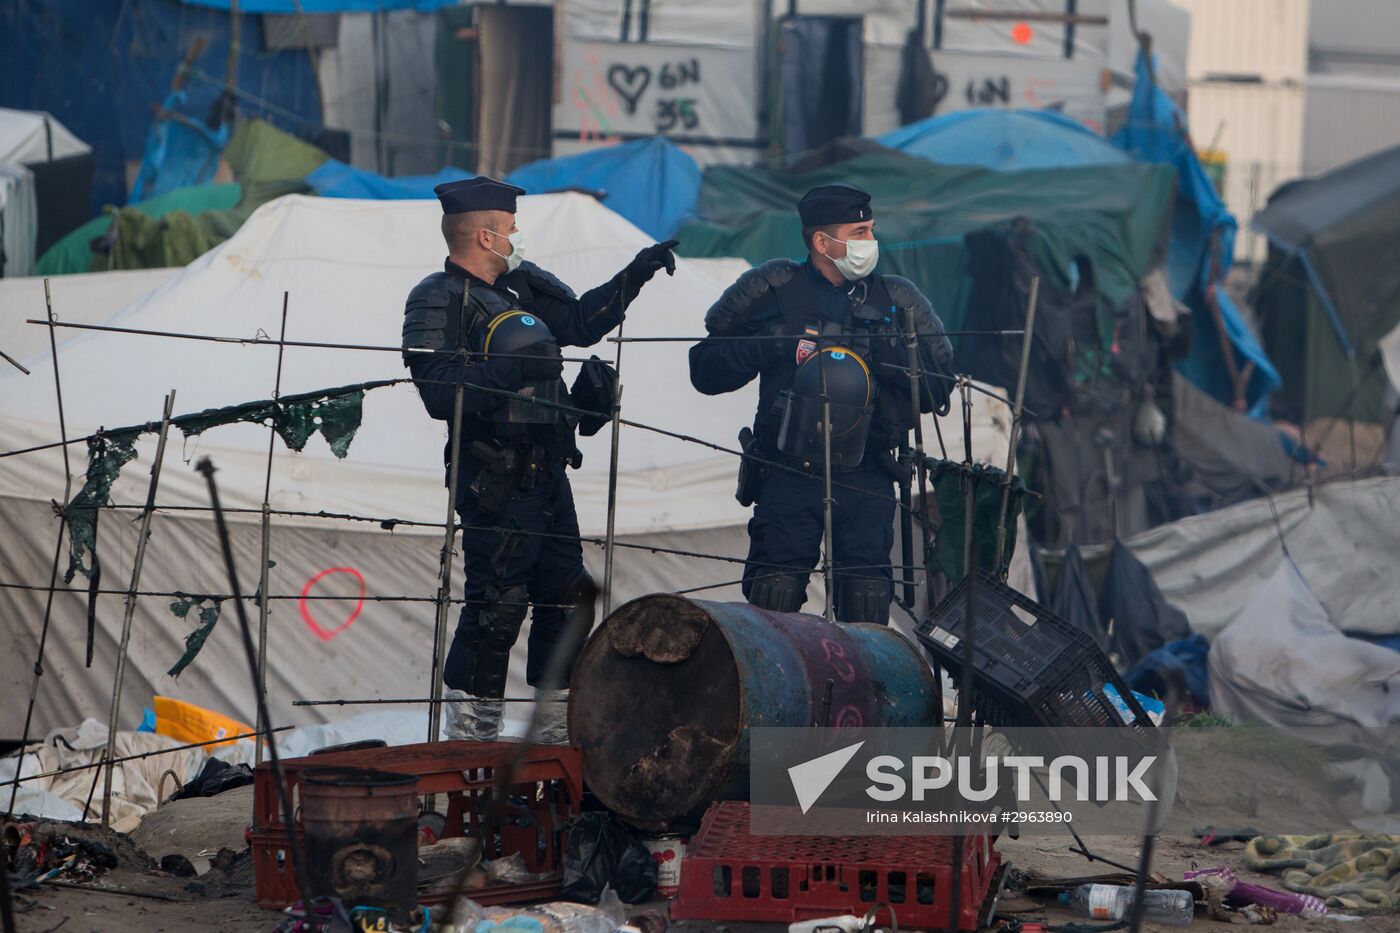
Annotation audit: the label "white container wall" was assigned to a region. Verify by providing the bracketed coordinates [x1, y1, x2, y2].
[1303, 76, 1400, 175]
[1174, 0, 1309, 81]
[1186, 82, 1306, 263]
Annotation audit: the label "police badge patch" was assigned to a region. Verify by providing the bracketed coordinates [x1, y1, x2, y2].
[795, 325, 819, 366]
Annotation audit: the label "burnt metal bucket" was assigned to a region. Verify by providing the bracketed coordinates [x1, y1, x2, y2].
[568, 595, 937, 828]
[301, 766, 419, 921]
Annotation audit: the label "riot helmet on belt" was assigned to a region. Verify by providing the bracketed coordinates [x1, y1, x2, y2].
[480, 310, 564, 423]
[776, 345, 874, 468]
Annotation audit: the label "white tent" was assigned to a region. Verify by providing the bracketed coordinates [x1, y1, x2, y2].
[1128, 475, 1400, 639]
[0, 163, 38, 278]
[0, 109, 91, 167]
[0, 192, 1019, 738]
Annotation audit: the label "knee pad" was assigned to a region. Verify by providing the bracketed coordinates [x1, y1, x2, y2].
[464, 583, 529, 698]
[748, 573, 807, 614]
[834, 576, 892, 625]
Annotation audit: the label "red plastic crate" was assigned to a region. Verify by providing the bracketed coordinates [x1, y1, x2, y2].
[252, 740, 583, 911]
[671, 802, 1005, 932]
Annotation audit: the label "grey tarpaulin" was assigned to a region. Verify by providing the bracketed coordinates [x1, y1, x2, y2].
[1171, 372, 1293, 505]
[1129, 475, 1400, 639]
[1052, 543, 1105, 650]
[1209, 558, 1400, 741]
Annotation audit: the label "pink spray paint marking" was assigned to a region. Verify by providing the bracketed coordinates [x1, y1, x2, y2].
[299, 567, 365, 642]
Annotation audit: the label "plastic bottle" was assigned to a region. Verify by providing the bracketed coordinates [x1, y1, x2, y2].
[1059, 884, 1194, 926]
[788, 916, 867, 933]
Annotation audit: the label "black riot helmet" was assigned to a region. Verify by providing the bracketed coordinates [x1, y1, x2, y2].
[480, 310, 564, 424]
[776, 346, 875, 468]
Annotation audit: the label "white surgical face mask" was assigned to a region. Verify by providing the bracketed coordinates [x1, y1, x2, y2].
[822, 234, 879, 281]
[488, 228, 526, 273]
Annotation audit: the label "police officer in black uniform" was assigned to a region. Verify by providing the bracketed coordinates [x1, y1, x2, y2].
[688, 183, 952, 624]
[403, 177, 678, 742]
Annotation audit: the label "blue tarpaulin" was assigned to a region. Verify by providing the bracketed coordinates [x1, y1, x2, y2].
[2, 0, 320, 214]
[131, 90, 231, 202]
[878, 108, 1131, 171]
[1114, 51, 1280, 417]
[307, 160, 470, 199]
[506, 138, 701, 241]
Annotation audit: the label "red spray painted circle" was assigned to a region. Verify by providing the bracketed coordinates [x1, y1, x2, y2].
[1011, 22, 1034, 44]
[299, 567, 366, 642]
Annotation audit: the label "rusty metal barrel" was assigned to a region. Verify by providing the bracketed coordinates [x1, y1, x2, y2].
[302, 766, 419, 922]
[568, 595, 937, 828]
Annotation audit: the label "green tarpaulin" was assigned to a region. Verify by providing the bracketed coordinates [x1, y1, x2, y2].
[33, 118, 329, 275]
[677, 145, 1176, 354]
[34, 183, 243, 276]
[1253, 145, 1400, 425]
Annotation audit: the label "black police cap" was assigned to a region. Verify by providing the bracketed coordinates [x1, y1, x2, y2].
[434, 176, 526, 215]
[797, 183, 873, 227]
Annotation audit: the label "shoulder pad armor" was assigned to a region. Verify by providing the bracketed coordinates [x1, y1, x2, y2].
[704, 258, 802, 335]
[514, 261, 577, 302]
[884, 274, 952, 370]
[402, 272, 460, 355]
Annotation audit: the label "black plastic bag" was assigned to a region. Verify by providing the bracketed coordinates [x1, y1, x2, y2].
[562, 811, 657, 904]
[168, 757, 254, 801]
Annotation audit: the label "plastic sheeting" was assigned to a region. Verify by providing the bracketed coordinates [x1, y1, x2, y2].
[306, 160, 470, 200]
[878, 109, 1130, 171]
[1209, 559, 1400, 738]
[34, 183, 242, 277]
[130, 91, 231, 202]
[679, 145, 1176, 344]
[1128, 475, 1400, 639]
[507, 138, 701, 241]
[0, 109, 91, 165]
[1, 1, 320, 212]
[1113, 51, 1279, 417]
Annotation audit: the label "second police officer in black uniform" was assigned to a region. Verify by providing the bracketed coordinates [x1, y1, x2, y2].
[403, 177, 678, 742]
[689, 183, 953, 625]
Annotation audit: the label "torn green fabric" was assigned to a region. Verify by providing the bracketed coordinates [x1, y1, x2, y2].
[167, 596, 226, 678]
[62, 431, 141, 582]
[925, 460, 1027, 582]
[177, 387, 366, 458]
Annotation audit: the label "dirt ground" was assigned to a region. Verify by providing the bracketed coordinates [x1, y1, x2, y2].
[12, 829, 1400, 933]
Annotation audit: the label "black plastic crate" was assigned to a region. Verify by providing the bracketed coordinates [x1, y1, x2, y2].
[916, 572, 1153, 729]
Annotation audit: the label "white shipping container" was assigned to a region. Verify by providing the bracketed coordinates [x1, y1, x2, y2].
[1175, 0, 1310, 82]
[1303, 76, 1400, 174]
[1187, 82, 1306, 262]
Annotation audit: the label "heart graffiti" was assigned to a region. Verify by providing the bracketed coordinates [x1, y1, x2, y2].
[607, 64, 651, 116]
[300, 566, 366, 642]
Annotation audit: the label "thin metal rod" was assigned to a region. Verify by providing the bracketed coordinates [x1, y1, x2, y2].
[294, 697, 539, 706]
[100, 390, 176, 827]
[3, 726, 296, 789]
[22, 317, 604, 362]
[904, 304, 942, 723]
[881, 364, 1037, 417]
[194, 456, 313, 911]
[994, 276, 1039, 573]
[254, 293, 290, 766]
[0, 344, 30, 375]
[818, 346, 835, 623]
[6, 281, 75, 819]
[427, 282, 471, 745]
[601, 294, 627, 619]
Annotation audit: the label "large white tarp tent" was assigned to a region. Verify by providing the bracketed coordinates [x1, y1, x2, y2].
[1128, 475, 1400, 639]
[0, 192, 1021, 738]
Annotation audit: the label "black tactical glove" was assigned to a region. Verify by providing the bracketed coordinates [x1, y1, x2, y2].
[514, 340, 564, 383]
[626, 238, 680, 285]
